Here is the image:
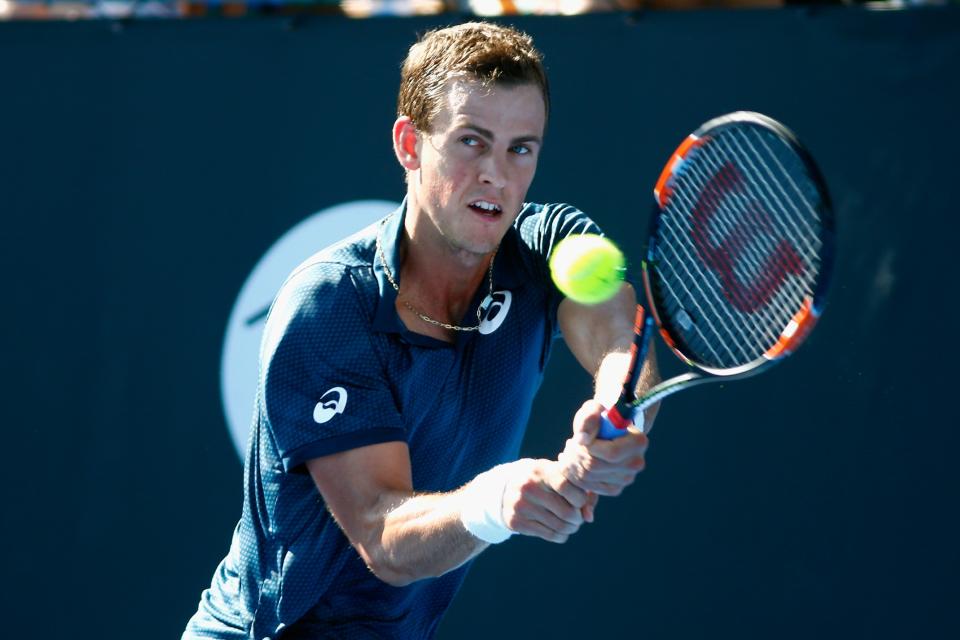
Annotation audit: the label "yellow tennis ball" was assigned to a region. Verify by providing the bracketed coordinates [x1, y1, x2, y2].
[549, 234, 625, 305]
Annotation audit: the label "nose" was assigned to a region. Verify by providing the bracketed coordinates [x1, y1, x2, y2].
[478, 154, 506, 190]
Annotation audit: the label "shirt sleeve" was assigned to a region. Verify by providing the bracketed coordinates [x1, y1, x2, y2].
[259, 261, 405, 472]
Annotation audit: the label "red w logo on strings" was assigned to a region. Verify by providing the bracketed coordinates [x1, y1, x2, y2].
[689, 163, 803, 313]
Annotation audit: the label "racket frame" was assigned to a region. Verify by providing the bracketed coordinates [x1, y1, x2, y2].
[617, 111, 835, 423]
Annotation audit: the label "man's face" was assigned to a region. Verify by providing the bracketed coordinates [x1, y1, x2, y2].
[412, 78, 546, 257]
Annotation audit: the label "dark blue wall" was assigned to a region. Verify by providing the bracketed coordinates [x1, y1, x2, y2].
[1, 8, 958, 638]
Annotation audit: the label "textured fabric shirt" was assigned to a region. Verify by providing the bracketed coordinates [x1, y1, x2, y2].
[184, 201, 601, 639]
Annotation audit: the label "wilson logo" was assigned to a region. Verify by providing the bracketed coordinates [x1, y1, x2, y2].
[690, 162, 803, 313]
[313, 387, 348, 424]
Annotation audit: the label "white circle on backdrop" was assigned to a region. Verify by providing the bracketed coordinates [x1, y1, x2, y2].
[220, 200, 400, 458]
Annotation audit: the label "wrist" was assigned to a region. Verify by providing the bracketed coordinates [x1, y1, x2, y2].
[594, 351, 631, 407]
[460, 458, 535, 544]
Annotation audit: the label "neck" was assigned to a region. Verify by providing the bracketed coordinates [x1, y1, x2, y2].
[399, 199, 495, 307]
[397, 232, 494, 322]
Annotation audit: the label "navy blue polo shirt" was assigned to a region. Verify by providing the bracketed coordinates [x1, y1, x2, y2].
[184, 201, 602, 639]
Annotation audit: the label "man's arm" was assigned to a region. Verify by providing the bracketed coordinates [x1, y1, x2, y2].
[557, 282, 661, 498]
[305, 441, 590, 587]
[558, 282, 659, 411]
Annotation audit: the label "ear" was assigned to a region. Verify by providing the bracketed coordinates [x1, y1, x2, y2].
[392, 116, 421, 172]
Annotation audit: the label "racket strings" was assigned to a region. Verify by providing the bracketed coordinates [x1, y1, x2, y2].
[710, 128, 822, 306]
[654, 235, 750, 366]
[723, 133, 823, 301]
[729, 128, 821, 257]
[676, 160, 812, 347]
[658, 201, 783, 364]
[655, 202, 764, 357]
[688, 161, 803, 317]
[693, 143, 813, 321]
[664, 169, 799, 355]
[690, 133, 818, 344]
[653, 124, 824, 369]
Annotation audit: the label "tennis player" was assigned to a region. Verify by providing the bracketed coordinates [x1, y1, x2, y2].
[183, 21, 658, 639]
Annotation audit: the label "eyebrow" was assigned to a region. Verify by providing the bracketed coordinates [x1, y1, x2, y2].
[463, 123, 542, 147]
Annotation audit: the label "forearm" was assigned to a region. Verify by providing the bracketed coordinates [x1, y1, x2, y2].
[310, 446, 586, 587]
[307, 444, 487, 588]
[360, 489, 486, 587]
[594, 343, 661, 428]
[560, 283, 662, 423]
[353, 458, 587, 585]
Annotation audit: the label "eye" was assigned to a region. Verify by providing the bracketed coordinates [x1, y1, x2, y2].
[460, 136, 481, 147]
[511, 144, 532, 155]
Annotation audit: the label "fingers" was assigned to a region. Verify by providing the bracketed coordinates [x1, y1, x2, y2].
[502, 461, 590, 543]
[560, 463, 636, 495]
[572, 399, 648, 461]
[562, 440, 647, 475]
[547, 469, 591, 510]
[586, 430, 649, 464]
[571, 399, 604, 445]
[580, 491, 599, 523]
[512, 519, 571, 544]
[560, 402, 650, 496]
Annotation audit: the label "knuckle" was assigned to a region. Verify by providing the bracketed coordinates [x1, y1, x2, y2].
[556, 477, 585, 504]
[567, 460, 586, 482]
[598, 484, 619, 497]
[518, 478, 538, 497]
[560, 505, 579, 523]
[577, 460, 593, 480]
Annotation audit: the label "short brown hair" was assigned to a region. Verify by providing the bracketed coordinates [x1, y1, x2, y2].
[397, 22, 550, 133]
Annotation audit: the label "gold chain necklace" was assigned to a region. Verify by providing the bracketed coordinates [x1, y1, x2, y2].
[376, 217, 495, 332]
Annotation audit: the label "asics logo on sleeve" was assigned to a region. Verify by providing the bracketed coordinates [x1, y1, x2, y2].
[313, 387, 348, 424]
[478, 291, 511, 335]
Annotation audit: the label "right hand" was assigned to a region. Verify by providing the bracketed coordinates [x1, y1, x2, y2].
[559, 400, 649, 497]
[500, 459, 594, 543]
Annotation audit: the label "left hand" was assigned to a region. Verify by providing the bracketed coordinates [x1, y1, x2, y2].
[558, 400, 649, 498]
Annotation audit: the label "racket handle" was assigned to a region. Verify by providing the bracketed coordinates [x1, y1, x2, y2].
[598, 308, 654, 440]
[599, 402, 645, 439]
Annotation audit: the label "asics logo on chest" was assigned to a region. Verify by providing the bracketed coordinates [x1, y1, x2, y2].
[478, 291, 512, 335]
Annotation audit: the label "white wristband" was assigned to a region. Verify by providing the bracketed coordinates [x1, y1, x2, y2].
[460, 459, 535, 544]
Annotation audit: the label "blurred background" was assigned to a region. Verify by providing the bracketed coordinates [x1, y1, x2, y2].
[0, 0, 954, 20]
[1, 2, 958, 639]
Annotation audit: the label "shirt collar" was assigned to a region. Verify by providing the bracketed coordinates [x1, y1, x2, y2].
[371, 200, 406, 335]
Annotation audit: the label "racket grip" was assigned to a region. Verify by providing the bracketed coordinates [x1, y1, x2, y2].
[599, 411, 628, 439]
[599, 403, 637, 440]
[597, 402, 644, 440]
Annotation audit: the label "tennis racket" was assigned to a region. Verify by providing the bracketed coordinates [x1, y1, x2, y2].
[600, 111, 835, 439]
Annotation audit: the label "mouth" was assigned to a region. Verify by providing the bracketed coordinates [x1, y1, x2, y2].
[468, 200, 503, 218]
